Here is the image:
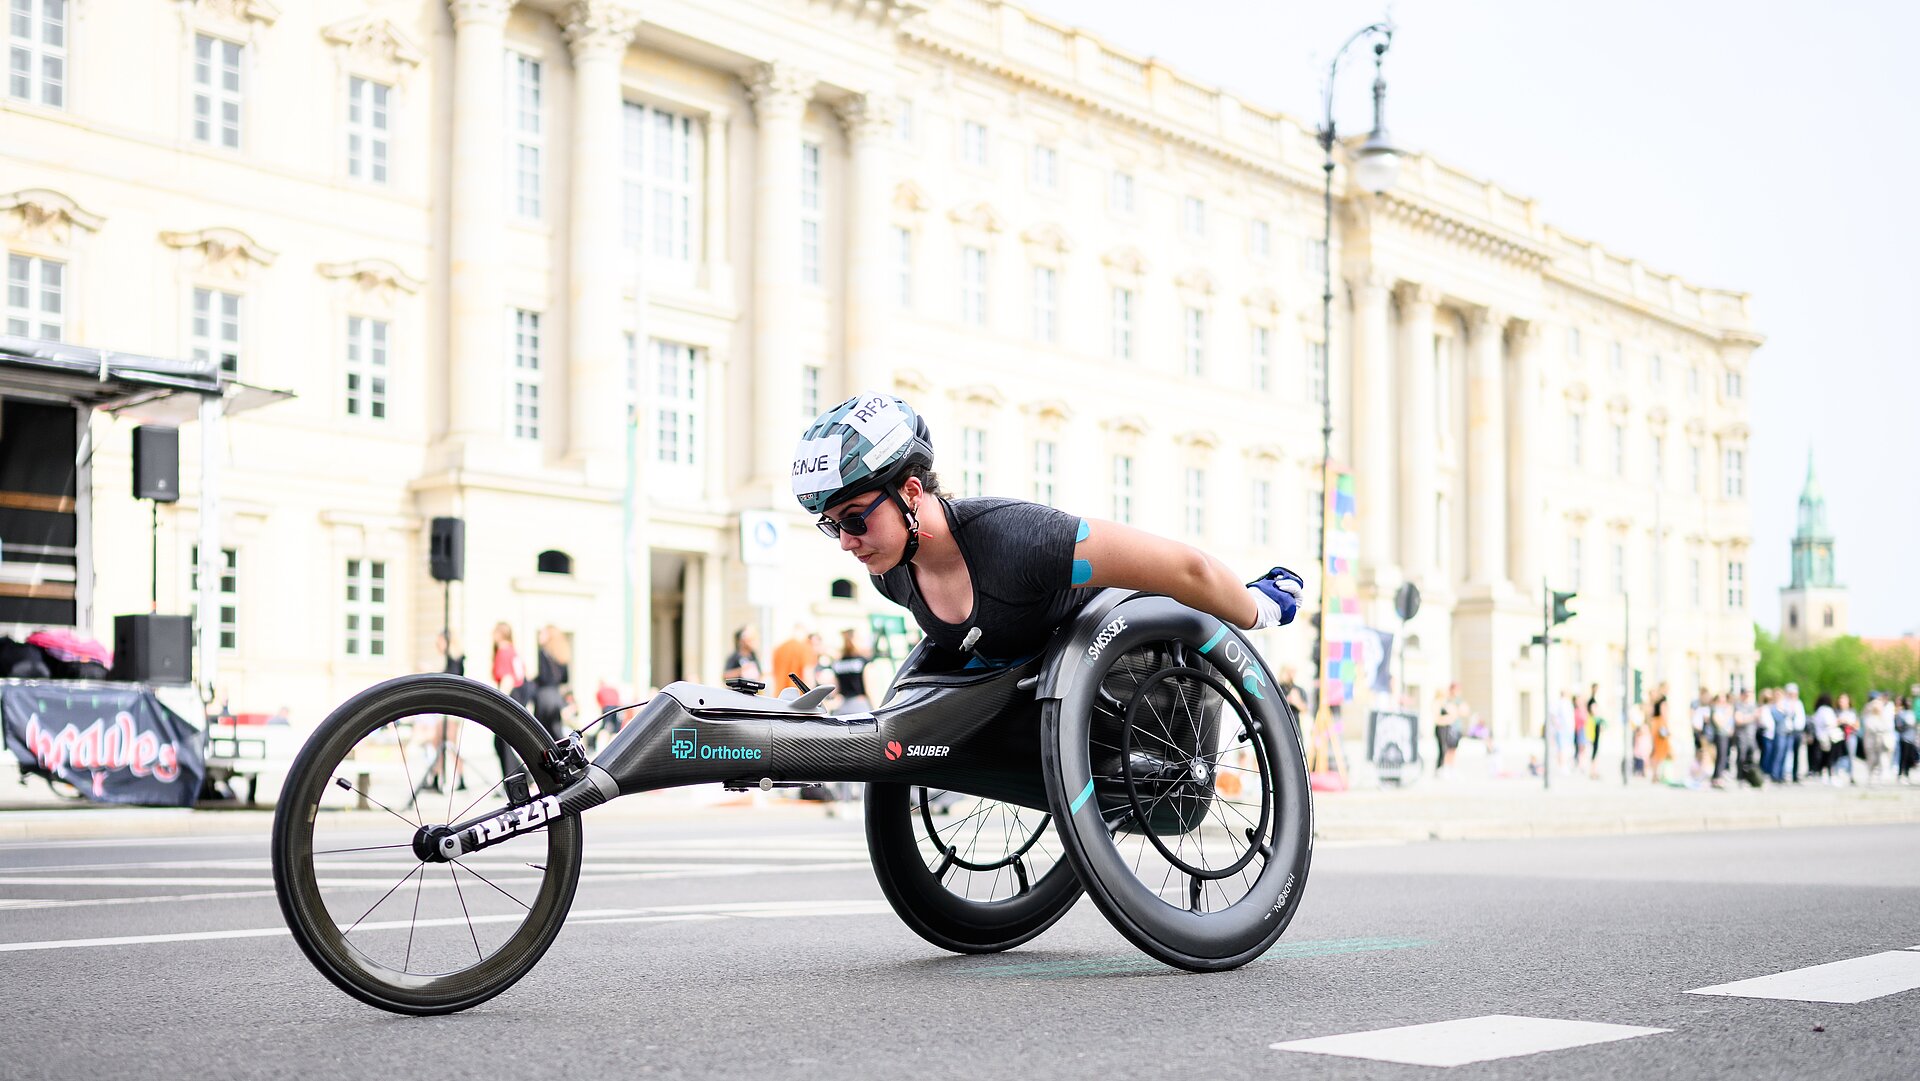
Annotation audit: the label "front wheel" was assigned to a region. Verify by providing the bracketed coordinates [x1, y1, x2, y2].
[1042, 602, 1313, 971]
[271, 675, 583, 1015]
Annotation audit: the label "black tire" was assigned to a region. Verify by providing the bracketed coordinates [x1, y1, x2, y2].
[865, 781, 1081, 953]
[271, 674, 583, 1015]
[1041, 599, 1313, 971]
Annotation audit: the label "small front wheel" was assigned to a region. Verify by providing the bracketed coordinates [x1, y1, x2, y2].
[271, 675, 583, 1015]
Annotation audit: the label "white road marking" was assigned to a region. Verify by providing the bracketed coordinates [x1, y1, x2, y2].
[0, 899, 894, 953]
[1686, 951, 1920, 1003]
[1271, 1015, 1668, 1068]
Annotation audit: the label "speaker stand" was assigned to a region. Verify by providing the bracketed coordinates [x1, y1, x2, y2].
[149, 500, 158, 614]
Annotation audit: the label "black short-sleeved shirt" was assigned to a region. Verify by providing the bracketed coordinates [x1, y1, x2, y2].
[872, 496, 1094, 661]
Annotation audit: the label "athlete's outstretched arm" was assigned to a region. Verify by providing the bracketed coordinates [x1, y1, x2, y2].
[1067, 518, 1265, 630]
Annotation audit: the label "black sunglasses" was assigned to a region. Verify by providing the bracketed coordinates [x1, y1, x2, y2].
[816, 497, 888, 539]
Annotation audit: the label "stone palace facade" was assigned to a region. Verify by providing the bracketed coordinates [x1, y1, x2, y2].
[1, 0, 1760, 734]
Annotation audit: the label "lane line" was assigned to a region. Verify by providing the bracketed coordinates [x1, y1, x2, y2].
[1685, 951, 1920, 1004]
[0, 899, 896, 953]
[1271, 1015, 1669, 1068]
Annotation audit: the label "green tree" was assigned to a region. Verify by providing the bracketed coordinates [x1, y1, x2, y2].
[1750, 625, 1884, 705]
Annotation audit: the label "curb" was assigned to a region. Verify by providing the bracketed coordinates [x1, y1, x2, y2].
[1313, 803, 1920, 843]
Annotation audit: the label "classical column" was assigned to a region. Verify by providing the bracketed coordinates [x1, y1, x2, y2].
[445, 0, 512, 445]
[1395, 282, 1439, 583]
[1466, 306, 1509, 587]
[1506, 321, 1543, 589]
[1348, 271, 1394, 581]
[838, 92, 896, 396]
[746, 61, 815, 500]
[562, 1, 639, 486]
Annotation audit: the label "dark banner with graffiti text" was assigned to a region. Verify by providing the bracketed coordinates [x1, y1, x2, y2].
[2, 681, 205, 807]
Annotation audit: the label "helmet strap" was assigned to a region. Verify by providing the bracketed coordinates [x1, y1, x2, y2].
[888, 484, 922, 567]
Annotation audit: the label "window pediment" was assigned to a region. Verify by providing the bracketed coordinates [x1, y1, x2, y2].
[1174, 268, 1216, 296]
[947, 201, 1005, 234]
[1101, 245, 1147, 277]
[317, 258, 423, 297]
[1173, 429, 1219, 452]
[188, 0, 280, 30]
[892, 180, 930, 216]
[1, 189, 105, 247]
[162, 227, 278, 280]
[1019, 222, 1071, 254]
[1103, 413, 1150, 437]
[322, 14, 425, 82]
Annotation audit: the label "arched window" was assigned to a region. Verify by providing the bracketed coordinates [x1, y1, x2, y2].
[830, 578, 855, 600]
[1823, 606, 1833, 628]
[1788, 606, 1798, 629]
[537, 549, 573, 575]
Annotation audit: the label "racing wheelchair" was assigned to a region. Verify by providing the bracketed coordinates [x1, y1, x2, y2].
[270, 589, 1314, 1015]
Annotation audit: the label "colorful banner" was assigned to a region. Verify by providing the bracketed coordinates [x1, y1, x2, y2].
[1321, 471, 1364, 708]
[2, 682, 205, 806]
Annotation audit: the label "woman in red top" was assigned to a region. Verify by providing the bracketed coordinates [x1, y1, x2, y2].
[490, 622, 525, 696]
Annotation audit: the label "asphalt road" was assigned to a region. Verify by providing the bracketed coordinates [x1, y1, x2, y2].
[0, 805, 1915, 1080]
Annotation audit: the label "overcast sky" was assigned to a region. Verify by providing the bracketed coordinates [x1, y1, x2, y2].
[1021, 0, 1920, 637]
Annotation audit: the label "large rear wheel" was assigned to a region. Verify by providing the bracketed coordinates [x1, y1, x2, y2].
[865, 782, 1080, 953]
[271, 675, 583, 1015]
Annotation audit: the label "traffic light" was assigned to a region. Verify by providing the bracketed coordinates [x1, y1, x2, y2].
[1551, 591, 1578, 626]
[1633, 668, 1644, 704]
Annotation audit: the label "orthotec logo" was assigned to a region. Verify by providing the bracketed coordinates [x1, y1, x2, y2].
[669, 729, 763, 762]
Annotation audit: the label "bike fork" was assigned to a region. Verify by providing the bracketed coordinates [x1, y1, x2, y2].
[424, 731, 619, 862]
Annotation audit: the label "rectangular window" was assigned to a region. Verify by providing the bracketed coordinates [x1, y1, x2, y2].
[1183, 195, 1206, 238]
[799, 140, 822, 284]
[652, 339, 701, 467]
[1568, 534, 1583, 591]
[346, 76, 391, 184]
[1610, 341, 1624, 375]
[1688, 363, 1700, 398]
[1251, 325, 1272, 392]
[1651, 434, 1663, 485]
[1109, 170, 1134, 214]
[5, 252, 63, 340]
[800, 364, 821, 419]
[960, 246, 987, 327]
[621, 101, 699, 261]
[189, 545, 238, 652]
[1690, 443, 1702, 493]
[7, 0, 65, 108]
[1249, 218, 1271, 258]
[1112, 454, 1133, 524]
[1691, 557, 1702, 606]
[1031, 266, 1057, 343]
[344, 316, 389, 420]
[1306, 237, 1327, 276]
[1611, 423, 1626, 477]
[961, 119, 988, 166]
[1032, 440, 1056, 506]
[1184, 467, 1205, 537]
[1726, 560, 1745, 609]
[1111, 286, 1134, 361]
[895, 99, 913, 143]
[343, 558, 387, 657]
[510, 308, 540, 440]
[191, 287, 241, 375]
[508, 52, 542, 217]
[1568, 411, 1583, 467]
[624, 331, 638, 420]
[1650, 353, 1663, 384]
[1651, 538, 1664, 605]
[960, 427, 986, 497]
[1612, 541, 1626, 594]
[1030, 144, 1058, 190]
[893, 226, 912, 307]
[1183, 308, 1206, 377]
[1724, 370, 1743, 399]
[192, 34, 243, 148]
[1307, 339, 1327, 404]
[1251, 479, 1271, 545]
[1566, 327, 1581, 363]
[1723, 447, 1744, 498]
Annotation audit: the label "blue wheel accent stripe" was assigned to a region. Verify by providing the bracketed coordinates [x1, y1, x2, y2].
[1075, 518, 1091, 542]
[1069, 777, 1095, 815]
[1070, 559, 1092, 585]
[1198, 623, 1228, 654]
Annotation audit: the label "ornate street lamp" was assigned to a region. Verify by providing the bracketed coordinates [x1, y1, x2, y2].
[1309, 24, 1401, 757]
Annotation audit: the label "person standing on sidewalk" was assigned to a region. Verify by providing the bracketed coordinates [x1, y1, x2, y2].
[1781, 683, 1808, 782]
[723, 625, 763, 686]
[1808, 693, 1837, 780]
[1648, 684, 1672, 784]
[1862, 692, 1896, 781]
[1834, 693, 1861, 785]
[1585, 682, 1606, 779]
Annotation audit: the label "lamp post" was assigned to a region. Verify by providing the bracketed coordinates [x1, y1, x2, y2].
[1310, 24, 1402, 756]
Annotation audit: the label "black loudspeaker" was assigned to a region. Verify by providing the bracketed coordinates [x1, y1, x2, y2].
[429, 517, 465, 582]
[111, 614, 193, 685]
[132, 427, 180, 503]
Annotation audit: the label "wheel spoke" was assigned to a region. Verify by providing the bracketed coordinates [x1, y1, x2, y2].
[452, 858, 530, 911]
[448, 864, 483, 962]
[331, 777, 423, 833]
[404, 858, 428, 972]
[313, 842, 414, 856]
[342, 862, 425, 939]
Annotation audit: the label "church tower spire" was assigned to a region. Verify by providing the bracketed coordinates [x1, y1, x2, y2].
[1780, 445, 1846, 647]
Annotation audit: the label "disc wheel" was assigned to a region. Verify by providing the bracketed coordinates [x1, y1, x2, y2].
[1042, 602, 1312, 971]
[865, 782, 1080, 953]
[271, 674, 583, 1015]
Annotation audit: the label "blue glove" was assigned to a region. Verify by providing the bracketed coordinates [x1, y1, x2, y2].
[1246, 566, 1305, 628]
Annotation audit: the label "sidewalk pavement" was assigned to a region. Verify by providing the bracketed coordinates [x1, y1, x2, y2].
[6, 744, 1919, 844]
